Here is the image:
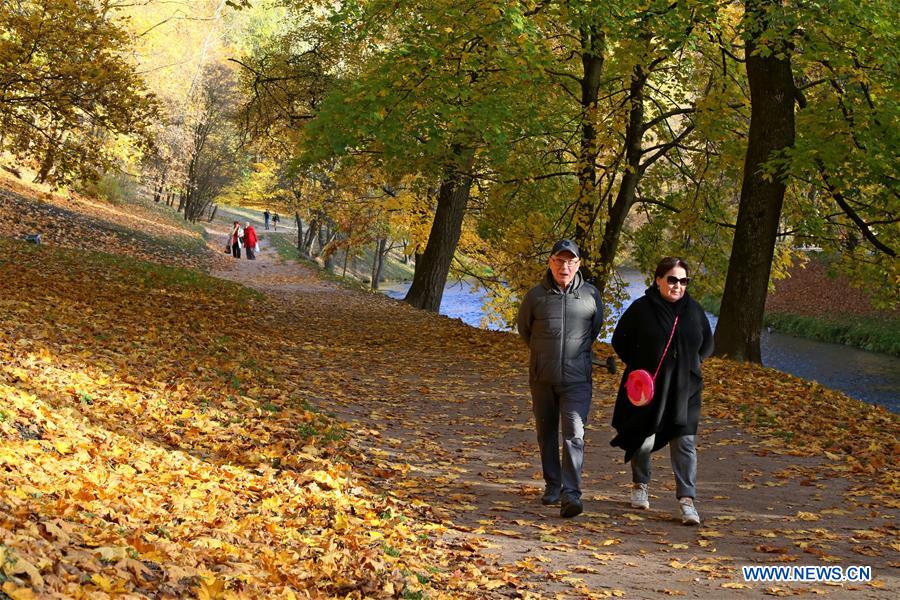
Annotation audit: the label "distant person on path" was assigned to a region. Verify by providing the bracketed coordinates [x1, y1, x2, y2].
[264, 209, 270, 230]
[272, 213, 280, 230]
[610, 257, 713, 526]
[229, 221, 244, 259]
[243, 221, 258, 260]
[517, 239, 603, 518]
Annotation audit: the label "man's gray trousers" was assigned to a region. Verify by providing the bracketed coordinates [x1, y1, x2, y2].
[530, 381, 592, 499]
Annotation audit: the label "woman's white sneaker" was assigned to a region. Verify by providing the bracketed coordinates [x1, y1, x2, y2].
[679, 497, 700, 525]
[630, 483, 650, 509]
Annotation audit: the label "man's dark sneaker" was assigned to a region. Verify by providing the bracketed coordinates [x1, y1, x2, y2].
[560, 495, 583, 518]
[541, 487, 561, 505]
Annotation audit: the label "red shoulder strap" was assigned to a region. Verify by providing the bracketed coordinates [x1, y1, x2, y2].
[652, 315, 679, 380]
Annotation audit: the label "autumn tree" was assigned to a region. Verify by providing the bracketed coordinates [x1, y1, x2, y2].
[715, 0, 899, 362]
[180, 64, 243, 222]
[712, 0, 797, 362]
[784, 0, 899, 303]
[0, 0, 158, 185]
[526, 2, 717, 288]
[122, 0, 265, 209]
[469, 0, 730, 318]
[279, 0, 579, 311]
[217, 160, 286, 211]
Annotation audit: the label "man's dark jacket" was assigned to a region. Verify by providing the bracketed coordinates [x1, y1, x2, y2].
[517, 270, 604, 383]
[610, 286, 713, 461]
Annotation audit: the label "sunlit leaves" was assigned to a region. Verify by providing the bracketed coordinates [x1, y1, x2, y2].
[2, 178, 899, 597]
[0, 0, 158, 184]
[0, 242, 436, 597]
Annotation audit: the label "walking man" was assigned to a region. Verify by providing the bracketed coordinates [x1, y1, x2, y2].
[264, 209, 271, 230]
[517, 239, 603, 518]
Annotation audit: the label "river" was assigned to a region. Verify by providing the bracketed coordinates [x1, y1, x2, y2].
[381, 273, 900, 414]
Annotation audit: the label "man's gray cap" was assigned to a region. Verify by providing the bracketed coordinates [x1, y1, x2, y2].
[551, 239, 580, 258]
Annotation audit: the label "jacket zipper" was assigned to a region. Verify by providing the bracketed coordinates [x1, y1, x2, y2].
[560, 290, 567, 377]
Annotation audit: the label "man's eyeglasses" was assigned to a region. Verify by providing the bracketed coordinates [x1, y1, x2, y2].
[551, 257, 580, 267]
[666, 275, 691, 286]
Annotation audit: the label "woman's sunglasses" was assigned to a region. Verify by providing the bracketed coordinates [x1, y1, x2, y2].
[666, 276, 691, 286]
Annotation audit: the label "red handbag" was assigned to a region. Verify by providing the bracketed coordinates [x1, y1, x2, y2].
[624, 316, 679, 407]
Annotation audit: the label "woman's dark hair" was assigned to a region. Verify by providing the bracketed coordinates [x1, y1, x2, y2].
[654, 257, 690, 279]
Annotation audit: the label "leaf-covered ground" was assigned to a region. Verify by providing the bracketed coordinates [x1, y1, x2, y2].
[0, 175, 223, 272]
[1, 184, 897, 598]
[210, 238, 898, 599]
[766, 259, 894, 320]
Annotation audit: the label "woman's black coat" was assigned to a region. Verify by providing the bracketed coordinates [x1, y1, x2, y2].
[610, 286, 713, 462]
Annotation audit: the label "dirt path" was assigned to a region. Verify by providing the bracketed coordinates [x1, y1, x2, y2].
[207, 227, 897, 599]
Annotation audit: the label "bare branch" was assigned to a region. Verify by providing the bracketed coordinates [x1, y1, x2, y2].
[639, 124, 696, 173]
[817, 159, 896, 257]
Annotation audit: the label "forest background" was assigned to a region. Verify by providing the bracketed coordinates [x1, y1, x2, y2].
[1, 0, 897, 359]
[1, 1, 899, 598]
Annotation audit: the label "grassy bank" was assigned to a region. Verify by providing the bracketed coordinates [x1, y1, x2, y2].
[265, 232, 415, 288]
[699, 295, 900, 357]
[0, 174, 216, 272]
[765, 312, 900, 356]
[265, 233, 371, 292]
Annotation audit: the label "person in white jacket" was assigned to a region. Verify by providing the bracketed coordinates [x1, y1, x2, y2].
[229, 221, 244, 258]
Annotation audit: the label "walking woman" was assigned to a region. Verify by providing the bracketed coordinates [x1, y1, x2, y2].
[243, 221, 258, 260]
[610, 257, 713, 525]
[230, 221, 244, 258]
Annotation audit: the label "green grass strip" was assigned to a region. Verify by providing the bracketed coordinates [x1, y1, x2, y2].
[764, 312, 900, 357]
[264, 233, 372, 292]
[699, 295, 898, 356]
[1, 237, 262, 303]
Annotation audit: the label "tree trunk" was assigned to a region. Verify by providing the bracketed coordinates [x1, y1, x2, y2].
[153, 172, 166, 203]
[207, 204, 217, 222]
[36, 146, 55, 184]
[595, 64, 647, 296]
[572, 25, 606, 274]
[304, 216, 320, 257]
[404, 146, 475, 312]
[371, 237, 387, 290]
[595, 174, 637, 296]
[320, 224, 335, 270]
[714, 0, 796, 363]
[295, 212, 303, 251]
[341, 226, 353, 277]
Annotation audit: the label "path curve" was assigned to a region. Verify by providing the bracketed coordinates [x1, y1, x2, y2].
[205, 223, 897, 599]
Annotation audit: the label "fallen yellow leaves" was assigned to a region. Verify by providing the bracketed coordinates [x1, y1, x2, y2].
[2, 583, 37, 600]
[0, 239, 508, 598]
[2, 183, 899, 597]
[703, 355, 899, 491]
[0, 546, 44, 590]
[600, 538, 622, 546]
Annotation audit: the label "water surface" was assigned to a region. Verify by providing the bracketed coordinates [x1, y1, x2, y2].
[381, 276, 899, 413]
